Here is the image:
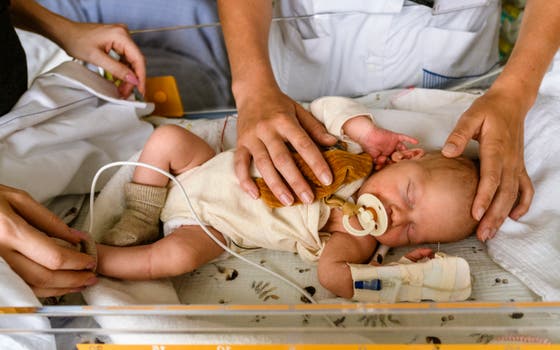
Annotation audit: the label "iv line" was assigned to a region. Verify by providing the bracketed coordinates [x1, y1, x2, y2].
[89, 161, 336, 327]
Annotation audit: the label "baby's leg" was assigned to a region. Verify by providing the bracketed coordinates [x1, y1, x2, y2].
[97, 225, 227, 280]
[101, 125, 215, 246]
[134, 124, 216, 186]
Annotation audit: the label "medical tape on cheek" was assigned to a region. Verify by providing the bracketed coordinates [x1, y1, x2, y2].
[348, 263, 402, 303]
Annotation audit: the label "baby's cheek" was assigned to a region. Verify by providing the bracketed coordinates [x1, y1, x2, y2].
[376, 229, 406, 247]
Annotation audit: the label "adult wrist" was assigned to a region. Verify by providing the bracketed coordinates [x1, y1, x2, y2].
[488, 75, 537, 117]
[231, 74, 281, 106]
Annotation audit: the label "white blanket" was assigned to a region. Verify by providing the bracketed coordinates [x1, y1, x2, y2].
[0, 61, 154, 203]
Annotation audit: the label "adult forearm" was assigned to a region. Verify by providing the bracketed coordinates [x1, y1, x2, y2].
[9, 0, 70, 47]
[217, 0, 279, 104]
[492, 0, 560, 112]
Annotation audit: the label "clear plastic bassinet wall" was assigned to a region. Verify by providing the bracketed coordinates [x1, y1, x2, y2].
[1, 302, 560, 347]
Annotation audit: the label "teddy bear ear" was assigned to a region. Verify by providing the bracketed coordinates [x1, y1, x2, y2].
[390, 148, 425, 162]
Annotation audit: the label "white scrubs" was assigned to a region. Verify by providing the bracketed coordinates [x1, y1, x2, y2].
[269, 0, 501, 101]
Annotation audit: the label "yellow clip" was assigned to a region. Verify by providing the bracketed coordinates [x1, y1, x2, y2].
[145, 76, 184, 117]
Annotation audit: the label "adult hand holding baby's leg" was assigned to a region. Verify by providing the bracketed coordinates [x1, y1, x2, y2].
[0, 185, 98, 297]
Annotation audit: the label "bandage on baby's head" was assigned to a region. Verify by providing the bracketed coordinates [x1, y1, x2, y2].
[342, 193, 388, 237]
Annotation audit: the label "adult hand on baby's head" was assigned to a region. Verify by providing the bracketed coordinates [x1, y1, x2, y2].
[0, 185, 98, 297]
[442, 88, 534, 242]
[59, 21, 146, 98]
[234, 88, 337, 206]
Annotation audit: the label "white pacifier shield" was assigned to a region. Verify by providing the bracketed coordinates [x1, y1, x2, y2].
[342, 193, 388, 237]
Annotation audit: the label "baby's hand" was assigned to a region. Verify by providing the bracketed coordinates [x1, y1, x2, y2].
[359, 125, 418, 170]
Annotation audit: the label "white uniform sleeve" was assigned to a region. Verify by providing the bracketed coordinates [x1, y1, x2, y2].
[309, 96, 375, 138]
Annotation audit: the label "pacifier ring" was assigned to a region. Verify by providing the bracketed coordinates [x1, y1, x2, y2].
[342, 193, 388, 237]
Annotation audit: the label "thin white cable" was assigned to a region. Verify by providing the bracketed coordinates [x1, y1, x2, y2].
[129, 12, 366, 34]
[447, 65, 505, 92]
[89, 161, 335, 327]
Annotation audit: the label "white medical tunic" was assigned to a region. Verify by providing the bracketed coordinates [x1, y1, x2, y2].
[269, 0, 500, 101]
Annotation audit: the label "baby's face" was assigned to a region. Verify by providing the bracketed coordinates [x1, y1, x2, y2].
[358, 155, 476, 247]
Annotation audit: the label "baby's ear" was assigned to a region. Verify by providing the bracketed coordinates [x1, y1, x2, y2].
[390, 148, 425, 162]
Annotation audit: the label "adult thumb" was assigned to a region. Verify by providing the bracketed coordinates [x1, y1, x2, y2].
[442, 114, 478, 158]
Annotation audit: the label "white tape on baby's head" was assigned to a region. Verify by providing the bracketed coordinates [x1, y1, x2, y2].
[342, 193, 388, 237]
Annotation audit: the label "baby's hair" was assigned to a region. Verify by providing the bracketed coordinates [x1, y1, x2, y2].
[421, 151, 480, 239]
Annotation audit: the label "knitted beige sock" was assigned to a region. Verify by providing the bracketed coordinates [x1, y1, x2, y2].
[100, 182, 168, 247]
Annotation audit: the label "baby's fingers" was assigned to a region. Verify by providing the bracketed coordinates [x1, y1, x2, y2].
[397, 133, 418, 145]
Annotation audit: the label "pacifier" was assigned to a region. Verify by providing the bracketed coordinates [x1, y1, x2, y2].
[342, 193, 388, 237]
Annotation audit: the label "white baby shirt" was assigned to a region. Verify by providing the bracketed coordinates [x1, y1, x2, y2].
[161, 97, 372, 262]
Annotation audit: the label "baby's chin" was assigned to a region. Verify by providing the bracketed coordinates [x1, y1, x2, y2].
[375, 236, 404, 248]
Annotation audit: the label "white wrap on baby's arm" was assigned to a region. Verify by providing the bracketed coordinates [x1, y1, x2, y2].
[310, 96, 375, 138]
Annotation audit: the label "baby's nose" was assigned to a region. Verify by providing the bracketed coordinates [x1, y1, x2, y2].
[389, 204, 406, 226]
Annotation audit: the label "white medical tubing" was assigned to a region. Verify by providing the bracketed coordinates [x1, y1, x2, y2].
[89, 161, 335, 326]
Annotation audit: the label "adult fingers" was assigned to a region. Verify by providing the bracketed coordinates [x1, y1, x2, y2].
[33, 287, 85, 298]
[5, 188, 80, 244]
[121, 46, 147, 96]
[509, 169, 534, 220]
[266, 136, 315, 205]
[280, 110, 332, 188]
[234, 146, 260, 200]
[442, 112, 481, 158]
[9, 221, 96, 271]
[295, 103, 337, 146]
[472, 137, 504, 219]
[118, 81, 135, 99]
[99, 24, 146, 95]
[473, 148, 507, 242]
[5, 250, 97, 297]
[114, 42, 147, 96]
[235, 134, 304, 207]
[91, 50, 143, 97]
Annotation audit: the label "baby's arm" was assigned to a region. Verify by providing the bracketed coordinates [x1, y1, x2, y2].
[96, 225, 226, 280]
[342, 115, 417, 169]
[317, 232, 377, 298]
[310, 97, 417, 167]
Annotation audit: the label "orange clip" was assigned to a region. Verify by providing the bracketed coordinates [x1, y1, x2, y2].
[145, 76, 184, 117]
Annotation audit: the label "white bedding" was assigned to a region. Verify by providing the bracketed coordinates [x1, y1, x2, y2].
[16, 29, 71, 86]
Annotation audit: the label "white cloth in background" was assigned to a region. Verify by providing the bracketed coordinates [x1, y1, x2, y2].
[0, 61, 154, 203]
[0, 61, 154, 349]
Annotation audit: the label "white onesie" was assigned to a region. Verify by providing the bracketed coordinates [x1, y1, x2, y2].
[160, 96, 373, 262]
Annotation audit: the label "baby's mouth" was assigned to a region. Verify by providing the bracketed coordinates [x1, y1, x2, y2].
[342, 193, 388, 237]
